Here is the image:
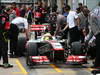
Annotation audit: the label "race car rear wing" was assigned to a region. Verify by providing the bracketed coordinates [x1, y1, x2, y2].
[29, 24, 50, 39]
[30, 25, 50, 31]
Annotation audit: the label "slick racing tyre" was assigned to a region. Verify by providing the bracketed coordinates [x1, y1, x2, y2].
[26, 43, 38, 66]
[71, 41, 83, 55]
[27, 43, 38, 56]
[17, 35, 26, 56]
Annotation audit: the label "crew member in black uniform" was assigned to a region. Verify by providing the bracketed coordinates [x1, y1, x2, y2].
[0, 6, 13, 68]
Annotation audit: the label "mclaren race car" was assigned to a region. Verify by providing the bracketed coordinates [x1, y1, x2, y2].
[19, 24, 87, 67]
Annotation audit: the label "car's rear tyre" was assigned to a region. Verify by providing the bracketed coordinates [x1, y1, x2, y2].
[71, 41, 83, 55]
[17, 35, 26, 56]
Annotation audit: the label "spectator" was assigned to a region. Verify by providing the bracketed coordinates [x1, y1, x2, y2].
[11, 2, 20, 16]
[78, 3, 84, 12]
[9, 6, 16, 22]
[52, 4, 58, 12]
[62, 3, 67, 14]
[20, 5, 27, 17]
[49, 12, 57, 35]
[34, 9, 42, 24]
[27, 6, 33, 25]
[63, 7, 69, 17]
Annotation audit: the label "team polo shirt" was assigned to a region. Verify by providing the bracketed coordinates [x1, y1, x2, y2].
[67, 11, 78, 29]
[11, 17, 28, 29]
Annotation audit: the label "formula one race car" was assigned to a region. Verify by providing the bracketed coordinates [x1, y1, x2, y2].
[24, 24, 88, 67]
[25, 24, 65, 66]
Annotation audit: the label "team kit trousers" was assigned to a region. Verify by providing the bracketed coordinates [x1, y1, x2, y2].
[94, 33, 100, 68]
[0, 38, 8, 64]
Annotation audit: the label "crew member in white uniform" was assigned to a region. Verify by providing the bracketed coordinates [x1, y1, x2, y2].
[9, 15, 29, 57]
[63, 5, 80, 47]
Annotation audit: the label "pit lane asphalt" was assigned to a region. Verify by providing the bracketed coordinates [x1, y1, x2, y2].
[0, 57, 97, 75]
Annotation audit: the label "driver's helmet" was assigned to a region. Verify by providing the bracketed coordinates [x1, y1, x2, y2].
[43, 33, 53, 40]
